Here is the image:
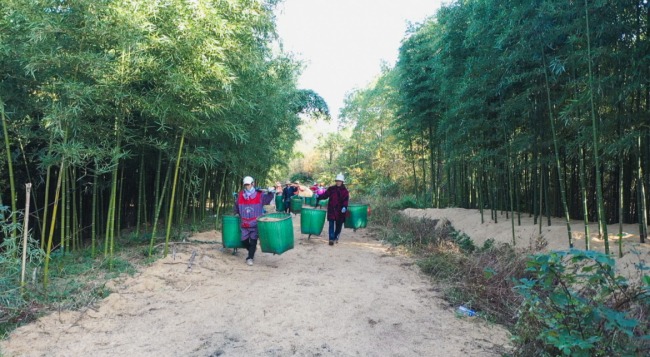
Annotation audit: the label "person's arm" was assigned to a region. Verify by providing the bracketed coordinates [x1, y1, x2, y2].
[342, 190, 350, 211]
[317, 187, 331, 201]
[262, 192, 274, 205]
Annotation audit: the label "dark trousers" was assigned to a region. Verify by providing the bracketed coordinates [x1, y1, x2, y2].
[328, 220, 344, 242]
[241, 238, 258, 260]
[284, 200, 291, 213]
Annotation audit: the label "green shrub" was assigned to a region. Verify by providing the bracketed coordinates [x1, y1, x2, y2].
[388, 195, 419, 210]
[512, 250, 650, 356]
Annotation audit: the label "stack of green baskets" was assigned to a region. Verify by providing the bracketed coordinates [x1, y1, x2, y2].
[291, 196, 304, 214]
[344, 204, 368, 230]
[257, 213, 294, 255]
[300, 208, 327, 236]
[275, 195, 285, 212]
[222, 215, 245, 248]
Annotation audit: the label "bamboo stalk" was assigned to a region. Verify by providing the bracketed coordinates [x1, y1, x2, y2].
[61, 162, 67, 253]
[638, 136, 648, 243]
[580, 144, 590, 250]
[584, 0, 609, 253]
[116, 165, 125, 241]
[136, 151, 144, 237]
[215, 170, 227, 230]
[92, 167, 97, 257]
[1, 96, 18, 247]
[21, 183, 32, 291]
[619, 155, 624, 257]
[149, 160, 173, 256]
[40, 136, 55, 251]
[164, 132, 185, 257]
[44, 158, 65, 289]
[542, 49, 573, 248]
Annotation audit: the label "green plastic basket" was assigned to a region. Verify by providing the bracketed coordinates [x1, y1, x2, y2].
[275, 194, 285, 211]
[344, 204, 368, 230]
[257, 213, 294, 255]
[318, 198, 329, 207]
[222, 215, 245, 248]
[291, 196, 304, 214]
[305, 196, 315, 206]
[301, 208, 327, 236]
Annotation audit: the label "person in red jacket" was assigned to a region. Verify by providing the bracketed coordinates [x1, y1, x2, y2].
[234, 176, 274, 266]
[316, 174, 349, 246]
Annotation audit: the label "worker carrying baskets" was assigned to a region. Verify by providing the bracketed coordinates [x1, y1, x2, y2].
[315, 174, 350, 246]
[234, 176, 274, 266]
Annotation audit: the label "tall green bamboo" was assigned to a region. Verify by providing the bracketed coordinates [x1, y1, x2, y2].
[108, 159, 119, 270]
[580, 144, 590, 249]
[43, 158, 65, 289]
[584, 0, 609, 253]
[40, 139, 54, 251]
[619, 156, 624, 257]
[148, 160, 173, 256]
[0, 95, 18, 243]
[638, 136, 648, 243]
[92, 167, 98, 257]
[152, 150, 163, 223]
[61, 162, 67, 253]
[215, 170, 227, 230]
[116, 166, 125, 242]
[70, 166, 77, 251]
[136, 151, 145, 237]
[507, 147, 516, 245]
[541, 49, 573, 248]
[163, 132, 185, 257]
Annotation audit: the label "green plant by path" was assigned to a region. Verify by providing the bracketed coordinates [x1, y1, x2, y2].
[512, 250, 650, 356]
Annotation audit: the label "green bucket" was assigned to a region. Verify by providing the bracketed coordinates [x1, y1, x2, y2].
[222, 215, 245, 248]
[257, 213, 294, 255]
[291, 196, 304, 214]
[301, 208, 327, 236]
[275, 195, 285, 211]
[305, 196, 314, 206]
[344, 204, 368, 230]
[318, 198, 329, 207]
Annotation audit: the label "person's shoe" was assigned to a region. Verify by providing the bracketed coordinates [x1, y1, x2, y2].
[335, 240, 339, 244]
[246, 259, 253, 266]
[329, 241, 334, 246]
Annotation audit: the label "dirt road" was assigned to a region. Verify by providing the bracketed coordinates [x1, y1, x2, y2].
[1, 214, 509, 356]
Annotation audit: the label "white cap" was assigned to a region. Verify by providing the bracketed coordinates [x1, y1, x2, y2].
[243, 176, 254, 185]
[335, 174, 345, 182]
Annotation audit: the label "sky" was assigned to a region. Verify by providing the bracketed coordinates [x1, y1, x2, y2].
[274, 0, 444, 121]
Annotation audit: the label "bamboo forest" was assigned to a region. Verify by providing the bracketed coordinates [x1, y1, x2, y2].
[1, 0, 649, 356]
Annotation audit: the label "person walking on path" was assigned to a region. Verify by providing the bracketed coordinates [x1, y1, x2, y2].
[316, 174, 349, 246]
[234, 176, 274, 266]
[282, 181, 297, 213]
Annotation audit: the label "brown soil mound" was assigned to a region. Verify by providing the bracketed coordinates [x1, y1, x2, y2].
[403, 208, 650, 280]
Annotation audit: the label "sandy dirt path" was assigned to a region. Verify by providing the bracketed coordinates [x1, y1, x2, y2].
[1, 213, 509, 357]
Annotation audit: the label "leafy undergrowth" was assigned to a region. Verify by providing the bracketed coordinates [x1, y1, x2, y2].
[368, 200, 650, 356]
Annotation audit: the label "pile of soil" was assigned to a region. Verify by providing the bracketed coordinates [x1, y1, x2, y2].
[403, 208, 650, 280]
